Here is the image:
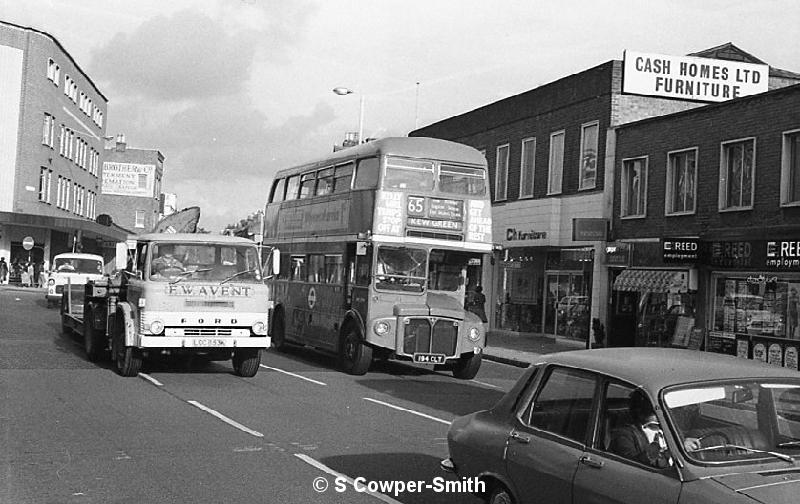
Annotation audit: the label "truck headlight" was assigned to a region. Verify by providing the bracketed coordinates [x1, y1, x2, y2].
[468, 327, 481, 342]
[149, 320, 164, 335]
[374, 321, 390, 336]
[252, 321, 267, 335]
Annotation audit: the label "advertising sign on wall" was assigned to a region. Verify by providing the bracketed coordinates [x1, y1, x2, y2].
[101, 162, 155, 197]
[623, 50, 769, 102]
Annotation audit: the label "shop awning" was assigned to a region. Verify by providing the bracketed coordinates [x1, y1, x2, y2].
[613, 269, 688, 293]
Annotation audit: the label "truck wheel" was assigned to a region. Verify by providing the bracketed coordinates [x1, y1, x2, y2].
[112, 317, 142, 377]
[452, 352, 482, 380]
[83, 308, 106, 362]
[271, 311, 287, 351]
[232, 349, 261, 377]
[339, 327, 372, 375]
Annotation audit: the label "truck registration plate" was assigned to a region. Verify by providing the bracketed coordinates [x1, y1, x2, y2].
[191, 338, 226, 347]
[413, 353, 446, 364]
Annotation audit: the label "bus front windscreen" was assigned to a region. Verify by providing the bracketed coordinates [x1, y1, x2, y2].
[375, 246, 427, 292]
[383, 158, 435, 191]
[439, 164, 486, 196]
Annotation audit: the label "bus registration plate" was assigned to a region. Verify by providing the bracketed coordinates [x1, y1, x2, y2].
[191, 338, 226, 347]
[413, 353, 446, 364]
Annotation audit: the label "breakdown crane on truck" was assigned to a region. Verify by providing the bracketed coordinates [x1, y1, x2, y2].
[61, 232, 279, 377]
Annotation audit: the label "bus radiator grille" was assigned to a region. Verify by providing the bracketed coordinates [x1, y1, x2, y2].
[403, 319, 458, 356]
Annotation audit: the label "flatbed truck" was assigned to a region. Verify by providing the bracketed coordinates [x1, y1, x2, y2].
[60, 233, 278, 377]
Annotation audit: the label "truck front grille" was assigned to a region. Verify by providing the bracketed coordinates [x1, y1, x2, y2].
[183, 327, 234, 337]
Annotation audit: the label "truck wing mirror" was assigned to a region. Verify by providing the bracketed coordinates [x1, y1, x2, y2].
[115, 242, 128, 271]
[271, 248, 280, 276]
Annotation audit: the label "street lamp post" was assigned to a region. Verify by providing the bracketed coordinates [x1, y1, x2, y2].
[332, 87, 364, 144]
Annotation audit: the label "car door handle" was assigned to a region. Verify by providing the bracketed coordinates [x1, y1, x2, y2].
[510, 431, 530, 444]
[579, 455, 604, 469]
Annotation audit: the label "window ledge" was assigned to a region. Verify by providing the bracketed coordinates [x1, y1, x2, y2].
[666, 210, 696, 217]
[620, 214, 646, 220]
[718, 206, 753, 213]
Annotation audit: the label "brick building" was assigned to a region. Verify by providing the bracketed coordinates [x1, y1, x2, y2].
[99, 135, 164, 233]
[0, 21, 127, 279]
[611, 83, 800, 370]
[410, 44, 799, 344]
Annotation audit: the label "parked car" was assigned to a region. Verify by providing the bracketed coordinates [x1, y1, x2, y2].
[45, 253, 105, 308]
[441, 348, 800, 504]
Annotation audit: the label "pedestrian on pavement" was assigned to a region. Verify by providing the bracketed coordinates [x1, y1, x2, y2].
[466, 285, 488, 323]
[0, 257, 8, 285]
[20, 262, 31, 287]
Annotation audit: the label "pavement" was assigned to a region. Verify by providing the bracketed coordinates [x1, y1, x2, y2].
[482, 329, 587, 367]
[1, 284, 584, 368]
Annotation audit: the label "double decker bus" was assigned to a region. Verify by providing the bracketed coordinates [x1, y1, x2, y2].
[263, 137, 492, 378]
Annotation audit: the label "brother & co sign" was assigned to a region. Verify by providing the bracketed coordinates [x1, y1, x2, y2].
[623, 50, 768, 102]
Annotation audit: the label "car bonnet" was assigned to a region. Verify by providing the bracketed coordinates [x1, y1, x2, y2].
[711, 469, 800, 504]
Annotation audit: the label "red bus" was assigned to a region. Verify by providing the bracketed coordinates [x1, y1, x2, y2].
[263, 137, 492, 378]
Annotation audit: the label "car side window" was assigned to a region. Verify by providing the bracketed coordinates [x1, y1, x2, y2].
[525, 366, 597, 443]
[595, 380, 637, 452]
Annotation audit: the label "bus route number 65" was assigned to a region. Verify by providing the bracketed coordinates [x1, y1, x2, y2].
[408, 196, 425, 216]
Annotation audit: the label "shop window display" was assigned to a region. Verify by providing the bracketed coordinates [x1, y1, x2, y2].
[711, 276, 798, 340]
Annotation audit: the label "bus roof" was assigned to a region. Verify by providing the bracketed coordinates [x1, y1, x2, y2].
[272, 137, 486, 180]
[135, 233, 257, 245]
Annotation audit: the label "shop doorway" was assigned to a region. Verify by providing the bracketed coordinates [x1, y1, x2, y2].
[543, 272, 591, 339]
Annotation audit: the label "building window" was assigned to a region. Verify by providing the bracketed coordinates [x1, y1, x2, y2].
[519, 137, 536, 198]
[719, 138, 755, 211]
[621, 156, 647, 218]
[666, 148, 697, 215]
[781, 129, 800, 206]
[46, 58, 59, 84]
[494, 144, 509, 201]
[548, 131, 565, 195]
[135, 210, 146, 228]
[579, 122, 599, 190]
[42, 114, 55, 147]
[39, 168, 51, 203]
[63, 179, 71, 211]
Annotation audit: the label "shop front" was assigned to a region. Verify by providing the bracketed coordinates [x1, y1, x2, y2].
[704, 239, 800, 371]
[609, 239, 699, 348]
[495, 246, 594, 340]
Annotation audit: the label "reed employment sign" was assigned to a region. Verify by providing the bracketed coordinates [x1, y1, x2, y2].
[101, 162, 155, 197]
[623, 50, 769, 102]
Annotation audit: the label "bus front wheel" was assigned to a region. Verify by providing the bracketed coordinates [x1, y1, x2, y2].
[340, 328, 372, 375]
[452, 352, 482, 380]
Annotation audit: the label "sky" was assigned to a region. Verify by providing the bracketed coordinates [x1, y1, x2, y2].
[2, 0, 799, 232]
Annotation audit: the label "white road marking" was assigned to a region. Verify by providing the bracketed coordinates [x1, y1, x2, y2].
[186, 400, 263, 437]
[138, 373, 163, 387]
[260, 364, 327, 386]
[363, 397, 451, 425]
[294, 453, 403, 504]
[471, 379, 502, 389]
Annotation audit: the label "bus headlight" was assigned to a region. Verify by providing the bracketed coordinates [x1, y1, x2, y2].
[374, 321, 391, 336]
[468, 327, 481, 342]
[252, 321, 267, 335]
[149, 320, 164, 335]
[48, 278, 55, 286]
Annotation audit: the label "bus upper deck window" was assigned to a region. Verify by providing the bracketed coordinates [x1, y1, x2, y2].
[439, 164, 486, 196]
[285, 175, 300, 201]
[299, 172, 316, 199]
[384, 157, 434, 191]
[316, 168, 334, 196]
[270, 178, 286, 203]
[333, 163, 354, 193]
[353, 157, 379, 189]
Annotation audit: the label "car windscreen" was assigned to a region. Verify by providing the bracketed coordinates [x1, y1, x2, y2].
[54, 258, 103, 274]
[663, 379, 800, 464]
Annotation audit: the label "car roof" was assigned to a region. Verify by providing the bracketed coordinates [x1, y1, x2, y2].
[135, 233, 256, 245]
[53, 253, 103, 260]
[534, 348, 800, 392]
